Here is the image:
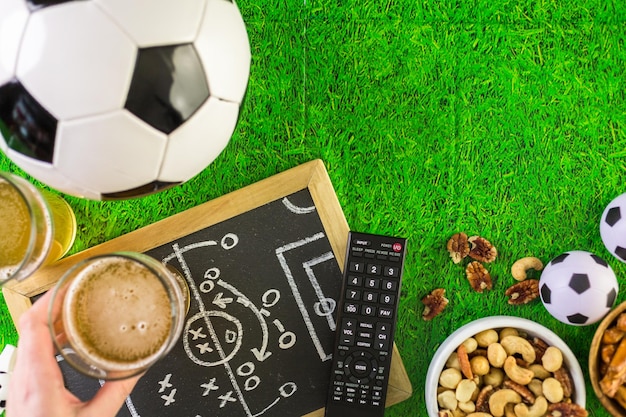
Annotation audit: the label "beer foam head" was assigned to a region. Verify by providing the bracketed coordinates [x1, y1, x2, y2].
[63, 256, 173, 371]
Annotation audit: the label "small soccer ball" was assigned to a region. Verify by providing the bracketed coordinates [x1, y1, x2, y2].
[0, 0, 250, 199]
[539, 251, 618, 326]
[600, 192, 626, 263]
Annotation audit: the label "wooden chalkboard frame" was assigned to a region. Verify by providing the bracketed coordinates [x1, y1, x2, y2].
[3, 159, 412, 415]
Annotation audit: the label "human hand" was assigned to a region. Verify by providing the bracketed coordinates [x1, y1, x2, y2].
[6, 289, 142, 417]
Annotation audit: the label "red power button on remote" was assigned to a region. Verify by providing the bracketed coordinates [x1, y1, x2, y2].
[392, 243, 402, 252]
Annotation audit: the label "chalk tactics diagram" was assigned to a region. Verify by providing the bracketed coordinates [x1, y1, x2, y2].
[57, 190, 343, 417]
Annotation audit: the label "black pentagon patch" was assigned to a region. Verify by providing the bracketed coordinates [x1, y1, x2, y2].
[0, 80, 57, 163]
[606, 206, 622, 227]
[102, 181, 181, 200]
[568, 273, 590, 294]
[125, 44, 209, 134]
[591, 254, 609, 267]
[567, 313, 589, 325]
[26, 0, 82, 11]
[540, 284, 552, 304]
[607, 288, 618, 308]
[550, 253, 570, 265]
[615, 246, 626, 261]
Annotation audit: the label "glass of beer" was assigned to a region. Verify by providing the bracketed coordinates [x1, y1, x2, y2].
[48, 252, 187, 380]
[0, 172, 76, 285]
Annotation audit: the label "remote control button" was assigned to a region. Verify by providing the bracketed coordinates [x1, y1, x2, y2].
[364, 278, 380, 289]
[353, 238, 371, 246]
[340, 318, 357, 346]
[382, 279, 397, 291]
[349, 261, 364, 273]
[367, 264, 382, 275]
[358, 331, 373, 340]
[347, 275, 362, 287]
[380, 294, 395, 305]
[359, 321, 374, 330]
[384, 265, 399, 277]
[363, 291, 378, 303]
[344, 303, 359, 316]
[361, 305, 376, 317]
[346, 288, 361, 300]
[378, 307, 393, 318]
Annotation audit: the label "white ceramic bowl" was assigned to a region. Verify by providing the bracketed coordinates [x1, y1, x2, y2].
[425, 316, 586, 416]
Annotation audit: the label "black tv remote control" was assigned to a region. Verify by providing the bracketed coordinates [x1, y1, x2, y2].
[324, 232, 407, 417]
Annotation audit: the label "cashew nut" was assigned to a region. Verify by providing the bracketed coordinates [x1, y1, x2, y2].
[487, 343, 507, 368]
[514, 396, 548, 417]
[541, 346, 563, 372]
[511, 257, 543, 281]
[488, 388, 522, 417]
[467, 413, 494, 417]
[504, 356, 534, 385]
[542, 377, 564, 403]
[500, 335, 536, 363]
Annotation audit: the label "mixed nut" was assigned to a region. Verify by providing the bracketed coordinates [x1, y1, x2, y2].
[598, 311, 626, 409]
[436, 328, 587, 417]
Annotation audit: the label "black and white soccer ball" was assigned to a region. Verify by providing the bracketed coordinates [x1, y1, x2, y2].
[600, 192, 626, 263]
[539, 251, 618, 326]
[0, 0, 250, 200]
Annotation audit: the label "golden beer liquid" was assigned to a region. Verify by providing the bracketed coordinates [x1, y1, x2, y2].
[40, 190, 76, 263]
[0, 182, 31, 278]
[63, 257, 173, 370]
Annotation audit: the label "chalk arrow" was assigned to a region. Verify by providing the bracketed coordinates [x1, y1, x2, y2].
[213, 292, 233, 309]
[218, 279, 272, 362]
[251, 347, 273, 362]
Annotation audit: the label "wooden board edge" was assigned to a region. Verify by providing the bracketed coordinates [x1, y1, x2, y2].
[2, 286, 32, 336]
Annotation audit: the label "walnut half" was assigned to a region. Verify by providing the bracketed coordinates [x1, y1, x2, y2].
[468, 236, 498, 263]
[447, 232, 469, 264]
[466, 261, 492, 292]
[421, 288, 449, 320]
[505, 279, 540, 305]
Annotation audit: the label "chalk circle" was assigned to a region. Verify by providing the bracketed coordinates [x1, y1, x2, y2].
[279, 382, 297, 397]
[221, 233, 239, 250]
[244, 376, 261, 391]
[314, 297, 336, 317]
[184, 311, 243, 367]
[199, 267, 221, 293]
[237, 361, 255, 376]
[262, 289, 281, 308]
[278, 331, 296, 349]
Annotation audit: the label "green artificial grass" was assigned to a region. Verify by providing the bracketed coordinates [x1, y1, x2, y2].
[1, 1, 626, 416]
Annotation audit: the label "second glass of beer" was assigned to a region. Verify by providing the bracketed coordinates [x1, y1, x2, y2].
[0, 171, 76, 285]
[48, 252, 187, 380]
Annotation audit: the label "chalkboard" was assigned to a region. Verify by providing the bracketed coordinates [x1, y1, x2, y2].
[4, 160, 412, 416]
